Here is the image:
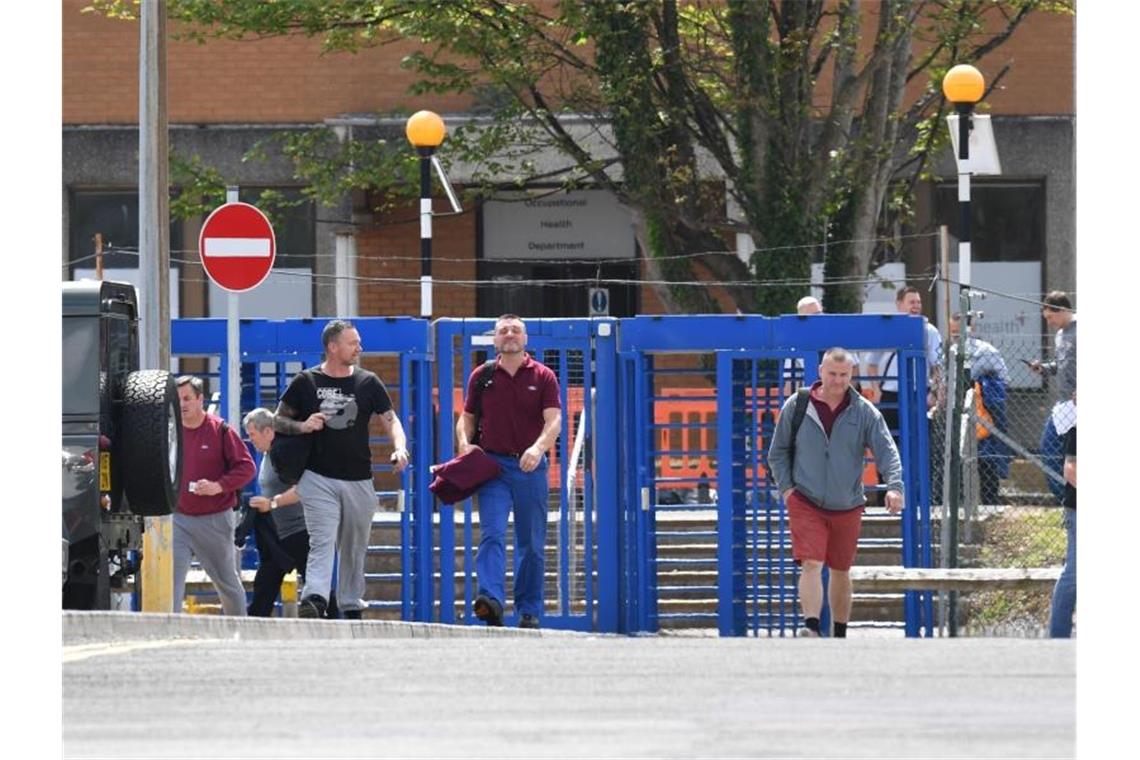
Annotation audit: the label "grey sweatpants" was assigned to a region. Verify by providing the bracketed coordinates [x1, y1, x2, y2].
[296, 470, 377, 612]
[173, 510, 247, 616]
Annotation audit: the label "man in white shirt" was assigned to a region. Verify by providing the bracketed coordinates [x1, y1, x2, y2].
[867, 286, 942, 439]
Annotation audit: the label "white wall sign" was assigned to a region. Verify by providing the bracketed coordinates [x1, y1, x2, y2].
[207, 268, 313, 319]
[809, 262, 907, 315]
[482, 189, 636, 260]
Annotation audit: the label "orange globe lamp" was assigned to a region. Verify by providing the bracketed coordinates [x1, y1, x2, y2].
[942, 64, 984, 104]
[405, 110, 446, 148]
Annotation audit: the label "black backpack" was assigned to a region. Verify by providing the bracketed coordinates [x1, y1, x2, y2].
[787, 388, 811, 474]
[269, 370, 316, 485]
[470, 360, 497, 447]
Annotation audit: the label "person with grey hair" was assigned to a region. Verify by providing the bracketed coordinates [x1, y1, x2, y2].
[174, 375, 257, 615]
[275, 319, 409, 619]
[767, 348, 903, 638]
[796, 295, 822, 315]
[241, 408, 336, 618]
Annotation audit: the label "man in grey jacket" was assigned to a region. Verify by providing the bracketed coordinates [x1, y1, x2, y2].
[767, 348, 904, 638]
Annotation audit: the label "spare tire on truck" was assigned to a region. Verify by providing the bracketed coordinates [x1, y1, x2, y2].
[120, 370, 182, 516]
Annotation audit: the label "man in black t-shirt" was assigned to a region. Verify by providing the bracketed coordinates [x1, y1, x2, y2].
[274, 320, 409, 619]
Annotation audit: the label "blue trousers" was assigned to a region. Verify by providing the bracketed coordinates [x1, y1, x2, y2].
[476, 454, 549, 618]
[1049, 508, 1076, 638]
[1040, 415, 1066, 505]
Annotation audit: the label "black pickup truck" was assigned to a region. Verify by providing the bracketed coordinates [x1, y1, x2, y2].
[62, 280, 182, 609]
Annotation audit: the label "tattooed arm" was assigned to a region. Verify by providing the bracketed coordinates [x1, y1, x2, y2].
[273, 400, 325, 434]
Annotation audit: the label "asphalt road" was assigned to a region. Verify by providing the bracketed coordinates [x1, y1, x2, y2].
[63, 616, 1074, 759]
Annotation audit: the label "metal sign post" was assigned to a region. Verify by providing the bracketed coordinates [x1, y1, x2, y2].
[225, 188, 241, 428]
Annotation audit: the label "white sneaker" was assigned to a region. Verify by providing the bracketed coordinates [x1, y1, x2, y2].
[798, 627, 820, 638]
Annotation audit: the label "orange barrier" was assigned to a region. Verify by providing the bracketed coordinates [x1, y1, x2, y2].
[438, 385, 880, 490]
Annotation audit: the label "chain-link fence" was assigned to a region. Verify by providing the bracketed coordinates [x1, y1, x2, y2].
[925, 290, 1075, 637]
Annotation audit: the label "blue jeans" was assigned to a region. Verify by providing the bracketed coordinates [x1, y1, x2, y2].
[476, 454, 550, 618]
[1040, 415, 1066, 505]
[1049, 508, 1076, 638]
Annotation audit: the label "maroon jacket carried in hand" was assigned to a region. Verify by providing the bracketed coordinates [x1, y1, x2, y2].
[429, 448, 503, 505]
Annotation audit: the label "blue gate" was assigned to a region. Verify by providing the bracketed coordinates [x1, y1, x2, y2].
[171, 317, 435, 621]
[170, 313, 931, 635]
[434, 318, 619, 631]
[619, 315, 935, 637]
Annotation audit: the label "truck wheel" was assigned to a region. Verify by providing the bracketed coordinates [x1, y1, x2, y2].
[121, 370, 182, 516]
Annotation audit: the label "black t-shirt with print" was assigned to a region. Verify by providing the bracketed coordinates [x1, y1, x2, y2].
[281, 367, 393, 481]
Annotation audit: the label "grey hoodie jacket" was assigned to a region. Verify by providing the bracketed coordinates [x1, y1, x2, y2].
[767, 386, 904, 511]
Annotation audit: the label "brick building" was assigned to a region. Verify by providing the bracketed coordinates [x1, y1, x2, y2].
[62, 1, 1075, 323]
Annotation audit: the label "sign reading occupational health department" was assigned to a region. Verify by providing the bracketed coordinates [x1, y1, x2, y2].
[482, 189, 636, 260]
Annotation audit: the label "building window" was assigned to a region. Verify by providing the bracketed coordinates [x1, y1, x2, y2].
[68, 190, 182, 276]
[236, 187, 316, 271]
[933, 181, 1045, 262]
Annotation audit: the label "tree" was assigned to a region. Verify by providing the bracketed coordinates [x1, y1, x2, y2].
[89, 0, 1073, 314]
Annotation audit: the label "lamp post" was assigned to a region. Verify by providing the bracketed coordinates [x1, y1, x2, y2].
[942, 64, 984, 291]
[405, 110, 447, 317]
[941, 63, 985, 637]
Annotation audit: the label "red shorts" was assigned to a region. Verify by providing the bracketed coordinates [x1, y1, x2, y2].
[785, 490, 864, 571]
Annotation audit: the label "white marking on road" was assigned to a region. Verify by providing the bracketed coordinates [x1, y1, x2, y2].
[63, 639, 214, 663]
[203, 237, 272, 257]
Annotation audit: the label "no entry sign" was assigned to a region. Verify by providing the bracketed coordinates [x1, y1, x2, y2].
[198, 202, 276, 292]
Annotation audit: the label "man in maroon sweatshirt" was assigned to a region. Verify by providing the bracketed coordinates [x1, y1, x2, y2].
[173, 376, 257, 615]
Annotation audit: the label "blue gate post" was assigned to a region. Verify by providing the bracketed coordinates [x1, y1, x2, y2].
[914, 356, 935, 637]
[411, 351, 434, 622]
[715, 352, 745, 637]
[592, 319, 620, 632]
[900, 351, 934, 636]
[634, 352, 658, 633]
[617, 352, 641, 633]
[436, 320, 458, 623]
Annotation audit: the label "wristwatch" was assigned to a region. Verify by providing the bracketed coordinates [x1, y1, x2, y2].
[270, 496, 279, 511]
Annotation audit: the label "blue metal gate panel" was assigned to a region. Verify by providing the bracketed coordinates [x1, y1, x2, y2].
[621, 314, 934, 637]
[171, 317, 434, 621]
[434, 318, 618, 632]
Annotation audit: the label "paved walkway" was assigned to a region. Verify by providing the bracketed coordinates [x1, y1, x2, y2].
[63, 612, 1074, 759]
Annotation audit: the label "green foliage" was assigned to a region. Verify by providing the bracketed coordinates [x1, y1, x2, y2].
[169, 153, 306, 230]
[85, 0, 1074, 315]
[169, 154, 226, 221]
[960, 508, 1066, 634]
[974, 508, 1066, 569]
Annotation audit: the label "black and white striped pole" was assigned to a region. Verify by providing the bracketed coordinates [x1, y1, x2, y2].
[943, 64, 984, 294]
[942, 64, 985, 637]
[406, 110, 447, 317]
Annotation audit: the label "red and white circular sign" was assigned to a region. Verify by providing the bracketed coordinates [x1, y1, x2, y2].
[198, 202, 276, 292]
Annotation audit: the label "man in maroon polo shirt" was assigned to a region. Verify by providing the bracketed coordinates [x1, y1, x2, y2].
[456, 315, 562, 628]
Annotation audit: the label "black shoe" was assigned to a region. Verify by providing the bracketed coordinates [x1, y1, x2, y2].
[342, 609, 362, 620]
[298, 594, 327, 619]
[519, 613, 540, 630]
[473, 594, 504, 627]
